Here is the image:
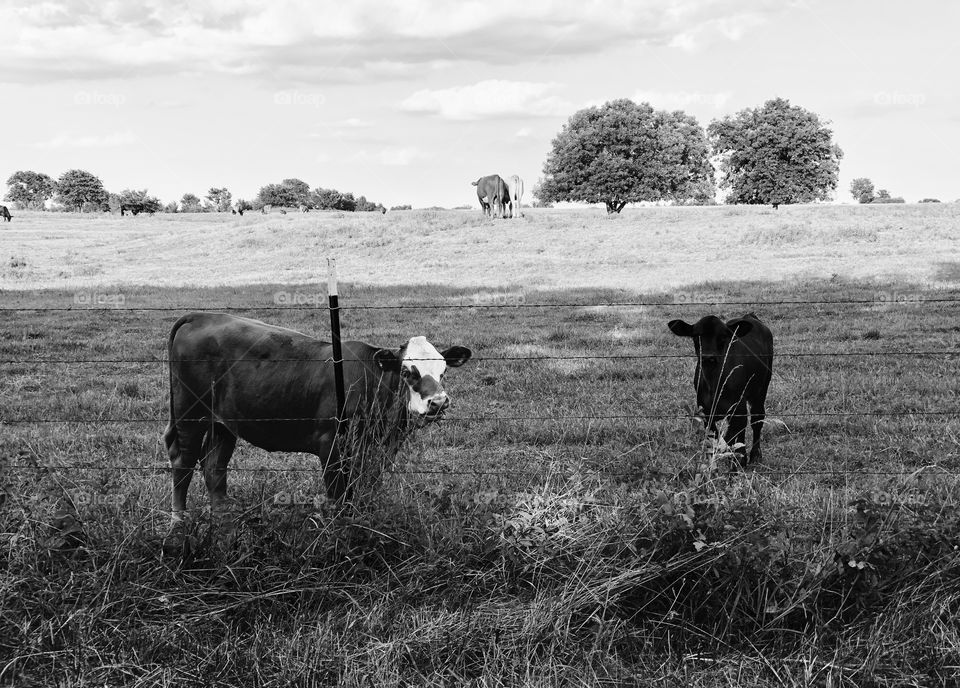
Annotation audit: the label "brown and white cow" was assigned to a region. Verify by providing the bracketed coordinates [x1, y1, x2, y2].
[668, 312, 773, 465]
[163, 312, 472, 521]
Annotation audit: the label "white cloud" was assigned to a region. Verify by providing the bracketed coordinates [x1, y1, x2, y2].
[34, 131, 137, 149]
[401, 80, 570, 120]
[515, 127, 532, 138]
[0, 1, 781, 83]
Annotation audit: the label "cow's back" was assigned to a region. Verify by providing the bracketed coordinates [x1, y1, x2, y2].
[168, 313, 390, 450]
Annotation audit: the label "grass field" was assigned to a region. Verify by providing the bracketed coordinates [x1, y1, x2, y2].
[2, 204, 960, 686]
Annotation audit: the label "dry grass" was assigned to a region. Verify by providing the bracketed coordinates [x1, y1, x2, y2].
[1, 203, 958, 291]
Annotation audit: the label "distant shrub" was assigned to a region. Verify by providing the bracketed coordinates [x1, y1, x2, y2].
[390, 205, 412, 211]
[872, 189, 905, 204]
[918, 198, 941, 203]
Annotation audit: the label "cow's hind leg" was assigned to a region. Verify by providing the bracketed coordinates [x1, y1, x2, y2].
[201, 423, 238, 514]
[167, 422, 205, 523]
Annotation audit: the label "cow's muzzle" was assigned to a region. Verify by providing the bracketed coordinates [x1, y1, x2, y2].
[419, 396, 450, 423]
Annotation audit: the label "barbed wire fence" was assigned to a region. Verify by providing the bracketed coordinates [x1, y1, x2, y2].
[2, 295, 959, 486]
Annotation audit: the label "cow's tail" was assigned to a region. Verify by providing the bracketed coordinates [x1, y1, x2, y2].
[163, 314, 194, 461]
[471, 180, 479, 186]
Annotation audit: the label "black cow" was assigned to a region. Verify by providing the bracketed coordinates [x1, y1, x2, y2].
[667, 313, 773, 465]
[471, 174, 510, 218]
[163, 312, 472, 522]
[1, 205, 13, 222]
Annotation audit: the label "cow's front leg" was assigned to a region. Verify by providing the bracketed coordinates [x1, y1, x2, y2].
[317, 431, 352, 503]
[749, 400, 766, 464]
[723, 403, 750, 468]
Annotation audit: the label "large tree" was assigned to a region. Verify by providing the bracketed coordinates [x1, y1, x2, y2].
[850, 177, 875, 204]
[257, 178, 311, 208]
[5, 170, 57, 209]
[118, 189, 162, 215]
[538, 99, 714, 214]
[206, 187, 233, 212]
[708, 98, 842, 207]
[180, 193, 201, 213]
[55, 169, 108, 212]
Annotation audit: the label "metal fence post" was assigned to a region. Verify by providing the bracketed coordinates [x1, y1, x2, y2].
[327, 258, 346, 420]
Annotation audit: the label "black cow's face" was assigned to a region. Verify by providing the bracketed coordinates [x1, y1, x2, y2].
[374, 337, 472, 421]
[668, 316, 754, 410]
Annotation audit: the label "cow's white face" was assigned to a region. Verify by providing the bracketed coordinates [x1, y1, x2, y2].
[402, 337, 453, 418]
[376, 336, 472, 421]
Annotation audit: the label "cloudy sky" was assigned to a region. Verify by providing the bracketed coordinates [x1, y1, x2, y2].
[1, 0, 955, 208]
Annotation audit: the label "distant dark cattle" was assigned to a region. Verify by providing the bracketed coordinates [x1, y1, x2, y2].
[0, 205, 11, 222]
[667, 313, 773, 465]
[471, 174, 510, 218]
[119, 204, 140, 217]
[163, 312, 472, 522]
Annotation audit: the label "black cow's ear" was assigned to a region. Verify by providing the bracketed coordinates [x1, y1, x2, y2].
[441, 346, 472, 367]
[668, 320, 695, 337]
[374, 349, 402, 372]
[728, 320, 754, 338]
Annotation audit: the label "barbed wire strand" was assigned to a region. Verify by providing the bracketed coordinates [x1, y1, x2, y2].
[5, 462, 960, 479]
[4, 296, 960, 313]
[1, 349, 958, 365]
[1, 409, 957, 424]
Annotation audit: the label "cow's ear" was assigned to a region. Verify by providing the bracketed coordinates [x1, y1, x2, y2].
[441, 346, 472, 367]
[728, 320, 754, 338]
[374, 349, 402, 372]
[668, 320, 695, 337]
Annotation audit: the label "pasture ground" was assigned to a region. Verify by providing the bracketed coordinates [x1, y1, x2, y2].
[2, 205, 960, 686]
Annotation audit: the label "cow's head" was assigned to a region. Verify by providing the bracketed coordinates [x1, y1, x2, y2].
[668, 315, 753, 406]
[374, 337, 472, 421]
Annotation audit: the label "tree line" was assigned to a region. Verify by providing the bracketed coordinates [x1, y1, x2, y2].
[3, 171, 386, 215]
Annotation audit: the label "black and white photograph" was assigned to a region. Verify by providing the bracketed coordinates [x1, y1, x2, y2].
[1, 1, 958, 685]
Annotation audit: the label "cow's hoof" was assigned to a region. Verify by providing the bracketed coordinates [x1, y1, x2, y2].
[161, 515, 194, 560]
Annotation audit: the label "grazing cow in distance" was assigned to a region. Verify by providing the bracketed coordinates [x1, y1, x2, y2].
[507, 175, 524, 219]
[163, 312, 472, 523]
[260, 204, 272, 215]
[472, 175, 510, 218]
[667, 313, 773, 466]
[0, 205, 12, 222]
[279, 208, 287, 214]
